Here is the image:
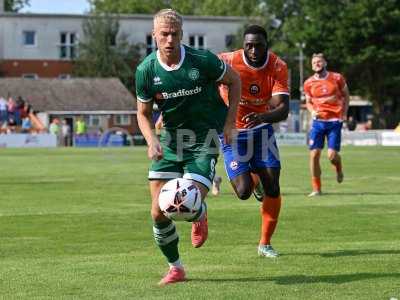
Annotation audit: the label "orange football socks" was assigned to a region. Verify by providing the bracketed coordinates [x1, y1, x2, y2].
[259, 195, 281, 245]
[312, 176, 321, 192]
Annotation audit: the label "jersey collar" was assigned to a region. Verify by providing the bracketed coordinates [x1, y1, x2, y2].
[313, 71, 330, 80]
[241, 49, 269, 70]
[156, 45, 186, 71]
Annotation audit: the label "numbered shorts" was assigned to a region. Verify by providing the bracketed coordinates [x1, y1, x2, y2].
[220, 124, 281, 181]
[309, 120, 343, 151]
[148, 146, 218, 190]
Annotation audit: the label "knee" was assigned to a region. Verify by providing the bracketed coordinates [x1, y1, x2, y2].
[310, 150, 321, 160]
[327, 150, 337, 162]
[235, 184, 253, 200]
[265, 184, 280, 198]
[151, 208, 166, 222]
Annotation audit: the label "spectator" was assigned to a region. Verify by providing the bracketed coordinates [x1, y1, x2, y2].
[347, 116, 357, 131]
[20, 101, 32, 120]
[7, 116, 17, 133]
[75, 116, 87, 136]
[8, 97, 21, 126]
[0, 96, 7, 133]
[61, 119, 72, 146]
[7, 97, 16, 117]
[49, 118, 60, 135]
[21, 116, 32, 133]
[364, 119, 373, 131]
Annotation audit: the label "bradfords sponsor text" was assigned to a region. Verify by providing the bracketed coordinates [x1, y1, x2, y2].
[162, 86, 202, 99]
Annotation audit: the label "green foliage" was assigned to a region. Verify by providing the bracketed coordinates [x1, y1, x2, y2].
[90, 0, 399, 126]
[4, 0, 29, 12]
[90, 0, 262, 16]
[265, 0, 400, 126]
[73, 14, 142, 92]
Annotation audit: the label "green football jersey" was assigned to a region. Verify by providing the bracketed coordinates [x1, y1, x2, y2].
[136, 45, 228, 149]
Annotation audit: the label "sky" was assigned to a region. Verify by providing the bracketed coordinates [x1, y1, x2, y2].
[20, 0, 91, 14]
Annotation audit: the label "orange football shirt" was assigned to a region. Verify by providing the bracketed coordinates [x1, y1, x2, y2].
[303, 72, 346, 120]
[218, 50, 289, 129]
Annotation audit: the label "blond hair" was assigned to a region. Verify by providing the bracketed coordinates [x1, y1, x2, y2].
[153, 9, 183, 27]
[312, 53, 326, 60]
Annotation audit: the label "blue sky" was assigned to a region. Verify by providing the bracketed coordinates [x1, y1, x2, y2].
[20, 0, 91, 14]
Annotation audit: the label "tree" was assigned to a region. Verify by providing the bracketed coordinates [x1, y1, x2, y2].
[5, 0, 30, 12]
[263, 0, 400, 127]
[73, 14, 142, 92]
[90, 0, 262, 16]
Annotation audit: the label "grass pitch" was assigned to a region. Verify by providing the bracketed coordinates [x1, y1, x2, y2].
[0, 146, 399, 299]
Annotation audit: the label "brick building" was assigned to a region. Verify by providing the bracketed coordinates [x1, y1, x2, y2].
[0, 2, 245, 135]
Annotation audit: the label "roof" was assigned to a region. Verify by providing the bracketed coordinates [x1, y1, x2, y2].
[0, 78, 136, 112]
[0, 12, 246, 22]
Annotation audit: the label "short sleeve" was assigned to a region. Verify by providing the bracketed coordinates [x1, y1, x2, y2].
[337, 73, 346, 90]
[271, 59, 289, 96]
[135, 66, 153, 103]
[203, 50, 227, 82]
[303, 80, 311, 97]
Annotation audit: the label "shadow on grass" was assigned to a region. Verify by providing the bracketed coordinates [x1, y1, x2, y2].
[194, 272, 400, 285]
[282, 192, 400, 196]
[289, 249, 400, 257]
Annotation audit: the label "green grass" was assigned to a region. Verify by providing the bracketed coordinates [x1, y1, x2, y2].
[0, 146, 399, 299]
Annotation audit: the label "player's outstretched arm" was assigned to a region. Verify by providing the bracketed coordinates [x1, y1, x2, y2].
[137, 101, 163, 161]
[218, 65, 241, 144]
[242, 94, 289, 128]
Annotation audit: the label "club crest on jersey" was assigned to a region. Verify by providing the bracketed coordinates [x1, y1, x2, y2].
[249, 84, 260, 95]
[230, 161, 238, 170]
[153, 76, 162, 85]
[188, 68, 200, 81]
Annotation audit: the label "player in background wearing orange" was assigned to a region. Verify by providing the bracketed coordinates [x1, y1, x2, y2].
[219, 25, 289, 257]
[304, 53, 350, 197]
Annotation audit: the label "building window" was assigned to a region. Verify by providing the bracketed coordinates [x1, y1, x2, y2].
[146, 34, 156, 55]
[59, 32, 77, 59]
[189, 35, 205, 50]
[225, 35, 236, 49]
[22, 74, 38, 79]
[23, 31, 36, 46]
[114, 115, 130, 126]
[87, 115, 100, 127]
[58, 74, 71, 79]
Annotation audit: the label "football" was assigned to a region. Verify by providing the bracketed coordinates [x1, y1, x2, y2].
[158, 178, 202, 221]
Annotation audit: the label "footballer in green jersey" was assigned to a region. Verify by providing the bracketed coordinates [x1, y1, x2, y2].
[136, 9, 241, 286]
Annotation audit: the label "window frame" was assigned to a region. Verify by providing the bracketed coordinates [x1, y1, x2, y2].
[114, 114, 130, 126]
[22, 73, 39, 79]
[146, 34, 156, 55]
[59, 31, 78, 60]
[188, 34, 206, 50]
[22, 30, 37, 47]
